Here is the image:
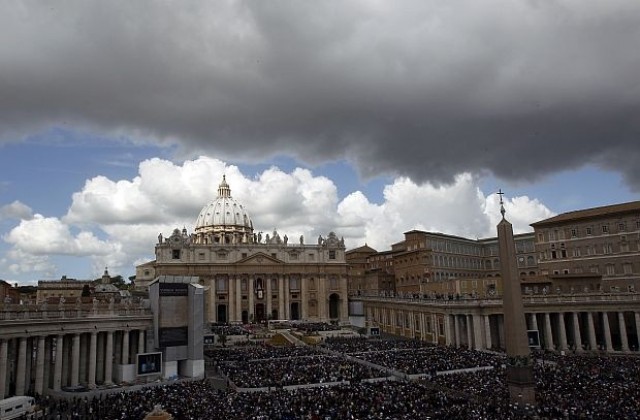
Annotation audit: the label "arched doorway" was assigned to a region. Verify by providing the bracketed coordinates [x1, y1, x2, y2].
[255, 303, 265, 323]
[242, 310, 249, 324]
[217, 304, 227, 323]
[329, 294, 340, 319]
[290, 302, 300, 320]
[271, 309, 278, 320]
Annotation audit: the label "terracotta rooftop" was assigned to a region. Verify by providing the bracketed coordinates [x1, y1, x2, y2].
[531, 201, 640, 227]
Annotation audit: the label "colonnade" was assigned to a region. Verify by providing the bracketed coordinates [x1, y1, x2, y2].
[367, 300, 640, 354]
[0, 328, 146, 398]
[446, 310, 640, 352]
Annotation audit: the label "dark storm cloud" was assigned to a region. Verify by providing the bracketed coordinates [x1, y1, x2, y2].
[1, 0, 639, 187]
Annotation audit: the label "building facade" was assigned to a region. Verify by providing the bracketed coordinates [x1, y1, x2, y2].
[136, 176, 349, 324]
[531, 201, 640, 292]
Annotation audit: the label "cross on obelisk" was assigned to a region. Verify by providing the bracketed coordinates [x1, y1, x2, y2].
[496, 189, 536, 407]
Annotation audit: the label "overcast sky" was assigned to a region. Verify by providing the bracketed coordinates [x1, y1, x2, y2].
[1, 1, 639, 284]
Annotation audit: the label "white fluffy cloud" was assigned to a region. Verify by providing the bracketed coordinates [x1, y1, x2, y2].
[0, 201, 33, 221]
[1, 156, 555, 280]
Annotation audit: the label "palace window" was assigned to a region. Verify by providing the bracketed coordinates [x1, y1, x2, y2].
[172, 249, 181, 259]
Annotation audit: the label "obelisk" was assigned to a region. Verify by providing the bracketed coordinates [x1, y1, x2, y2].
[496, 190, 536, 405]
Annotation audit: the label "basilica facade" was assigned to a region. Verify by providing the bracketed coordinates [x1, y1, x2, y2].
[136, 176, 349, 324]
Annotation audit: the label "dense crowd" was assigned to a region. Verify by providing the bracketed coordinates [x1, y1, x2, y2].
[219, 355, 384, 388]
[321, 336, 434, 353]
[31, 336, 640, 419]
[205, 344, 320, 362]
[209, 323, 253, 336]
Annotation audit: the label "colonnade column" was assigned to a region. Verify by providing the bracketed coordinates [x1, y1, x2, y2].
[544, 313, 554, 350]
[34, 335, 46, 395]
[432, 314, 438, 344]
[53, 335, 64, 391]
[603, 312, 613, 351]
[71, 334, 80, 386]
[558, 314, 568, 351]
[472, 314, 483, 350]
[121, 331, 130, 365]
[104, 331, 113, 384]
[444, 315, 452, 346]
[587, 312, 597, 351]
[88, 332, 97, 388]
[618, 312, 629, 352]
[484, 315, 492, 350]
[138, 330, 145, 354]
[530, 313, 539, 331]
[15, 337, 27, 395]
[572, 312, 583, 352]
[0, 339, 7, 398]
[453, 315, 460, 347]
[635, 312, 640, 351]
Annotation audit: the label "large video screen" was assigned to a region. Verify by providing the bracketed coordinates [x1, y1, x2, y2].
[158, 282, 189, 347]
[137, 352, 162, 376]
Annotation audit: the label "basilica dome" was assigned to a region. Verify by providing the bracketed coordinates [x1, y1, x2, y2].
[194, 175, 253, 244]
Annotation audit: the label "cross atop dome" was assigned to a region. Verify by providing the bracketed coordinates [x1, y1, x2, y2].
[218, 175, 231, 198]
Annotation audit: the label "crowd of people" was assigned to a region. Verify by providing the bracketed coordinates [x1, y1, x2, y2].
[218, 354, 383, 388]
[30, 334, 640, 419]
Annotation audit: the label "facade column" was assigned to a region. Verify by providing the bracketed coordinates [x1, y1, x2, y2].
[122, 330, 130, 364]
[284, 276, 291, 319]
[53, 335, 64, 391]
[88, 332, 97, 388]
[248, 277, 255, 321]
[484, 315, 493, 350]
[138, 330, 145, 354]
[208, 279, 216, 323]
[104, 331, 113, 384]
[71, 334, 80, 386]
[266, 278, 272, 319]
[278, 276, 285, 320]
[235, 277, 242, 321]
[558, 313, 568, 351]
[544, 313, 554, 350]
[618, 312, 630, 352]
[228, 277, 235, 323]
[466, 315, 473, 348]
[300, 276, 307, 320]
[34, 335, 46, 395]
[602, 312, 613, 352]
[572, 312, 583, 352]
[587, 312, 598, 351]
[0, 339, 8, 398]
[15, 337, 27, 395]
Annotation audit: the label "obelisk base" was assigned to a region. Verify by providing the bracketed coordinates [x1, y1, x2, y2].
[507, 365, 536, 406]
